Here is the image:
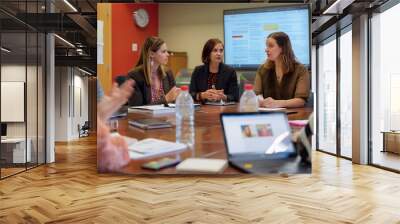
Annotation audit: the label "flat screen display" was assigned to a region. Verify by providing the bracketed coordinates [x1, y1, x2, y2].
[224, 5, 310, 69]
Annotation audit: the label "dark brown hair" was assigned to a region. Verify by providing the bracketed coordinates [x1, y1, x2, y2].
[201, 38, 223, 64]
[265, 32, 297, 74]
[136, 36, 166, 85]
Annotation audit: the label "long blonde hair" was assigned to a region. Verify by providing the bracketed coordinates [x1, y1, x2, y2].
[136, 36, 167, 86]
[264, 32, 297, 74]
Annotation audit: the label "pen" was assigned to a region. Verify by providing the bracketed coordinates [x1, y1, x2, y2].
[163, 96, 170, 107]
[163, 101, 169, 107]
[286, 111, 298, 115]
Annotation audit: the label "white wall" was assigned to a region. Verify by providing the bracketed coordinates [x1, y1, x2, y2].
[159, 3, 281, 70]
[1, 65, 39, 138]
[55, 66, 69, 141]
[54, 67, 89, 141]
[1, 64, 46, 164]
[73, 73, 89, 138]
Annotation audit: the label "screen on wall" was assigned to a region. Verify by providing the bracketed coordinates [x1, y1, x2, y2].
[224, 5, 310, 70]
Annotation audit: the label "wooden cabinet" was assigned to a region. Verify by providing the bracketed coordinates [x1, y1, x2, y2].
[167, 52, 188, 77]
[382, 131, 400, 154]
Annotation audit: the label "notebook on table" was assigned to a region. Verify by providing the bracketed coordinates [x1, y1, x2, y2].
[128, 105, 175, 115]
[204, 101, 236, 106]
[167, 103, 201, 108]
[127, 138, 187, 160]
[258, 107, 286, 112]
[129, 118, 172, 130]
[176, 158, 228, 174]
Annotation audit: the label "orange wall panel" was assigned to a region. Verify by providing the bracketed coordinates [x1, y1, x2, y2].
[112, 3, 159, 82]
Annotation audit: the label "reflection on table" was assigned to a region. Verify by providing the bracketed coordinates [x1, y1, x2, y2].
[109, 105, 312, 174]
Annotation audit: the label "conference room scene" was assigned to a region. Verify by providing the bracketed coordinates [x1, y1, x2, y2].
[97, 3, 313, 174]
[1, 0, 400, 222]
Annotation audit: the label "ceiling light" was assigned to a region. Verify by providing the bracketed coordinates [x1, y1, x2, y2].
[63, 0, 78, 12]
[322, 0, 354, 15]
[1, 47, 11, 53]
[54, 34, 75, 48]
[78, 67, 93, 76]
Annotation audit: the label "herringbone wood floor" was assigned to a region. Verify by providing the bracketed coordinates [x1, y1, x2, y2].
[1, 135, 400, 223]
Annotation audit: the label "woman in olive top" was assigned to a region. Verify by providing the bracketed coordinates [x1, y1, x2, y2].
[189, 38, 239, 103]
[127, 36, 180, 106]
[254, 32, 310, 108]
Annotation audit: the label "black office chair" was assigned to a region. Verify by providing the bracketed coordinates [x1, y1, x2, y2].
[78, 121, 90, 138]
[115, 75, 128, 86]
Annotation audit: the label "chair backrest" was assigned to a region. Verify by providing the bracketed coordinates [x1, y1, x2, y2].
[304, 92, 314, 108]
[115, 75, 127, 86]
[82, 121, 90, 129]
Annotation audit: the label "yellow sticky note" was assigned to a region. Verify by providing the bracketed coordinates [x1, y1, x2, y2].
[244, 163, 253, 169]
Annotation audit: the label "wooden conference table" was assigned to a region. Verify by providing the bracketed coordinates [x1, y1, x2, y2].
[116, 105, 312, 175]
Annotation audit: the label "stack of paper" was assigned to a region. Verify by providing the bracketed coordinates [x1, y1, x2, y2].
[128, 105, 175, 115]
[258, 107, 286, 112]
[167, 103, 201, 108]
[129, 118, 172, 130]
[204, 101, 236, 106]
[128, 138, 187, 160]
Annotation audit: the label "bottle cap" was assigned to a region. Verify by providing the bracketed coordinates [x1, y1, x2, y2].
[244, 84, 253, 91]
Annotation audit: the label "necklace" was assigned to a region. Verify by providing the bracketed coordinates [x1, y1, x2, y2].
[276, 74, 283, 82]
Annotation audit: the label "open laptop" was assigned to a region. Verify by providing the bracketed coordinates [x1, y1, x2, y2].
[220, 112, 311, 174]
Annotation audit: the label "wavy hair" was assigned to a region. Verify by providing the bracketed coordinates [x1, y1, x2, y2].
[201, 38, 223, 64]
[265, 32, 297, 74]
[135, 36, 166, 86]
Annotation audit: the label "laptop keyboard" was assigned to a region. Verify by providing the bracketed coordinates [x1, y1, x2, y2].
[231, 153, 295, 161]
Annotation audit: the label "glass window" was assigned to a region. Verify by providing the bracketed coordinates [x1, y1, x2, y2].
[339, 27, 352, 158]
[1, 31, 28, 178]
[38, 32, 45, 165]
[27, 30, 38, 169]
[0, 1, 46, 179]
[317, 36, 337, 155]
[371, 3, 400, 171]
[311, 45, 317, 151]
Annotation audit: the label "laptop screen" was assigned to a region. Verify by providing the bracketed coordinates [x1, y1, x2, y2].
[221, 112, 296, 156]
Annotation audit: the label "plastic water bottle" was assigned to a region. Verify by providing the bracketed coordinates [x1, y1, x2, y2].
[175, 85, 195, 150]
[239, 84, 259, 112]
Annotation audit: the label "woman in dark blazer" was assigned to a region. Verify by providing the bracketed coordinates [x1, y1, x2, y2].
[127, 36, 180, 106]
[189, 38, 239, 103]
